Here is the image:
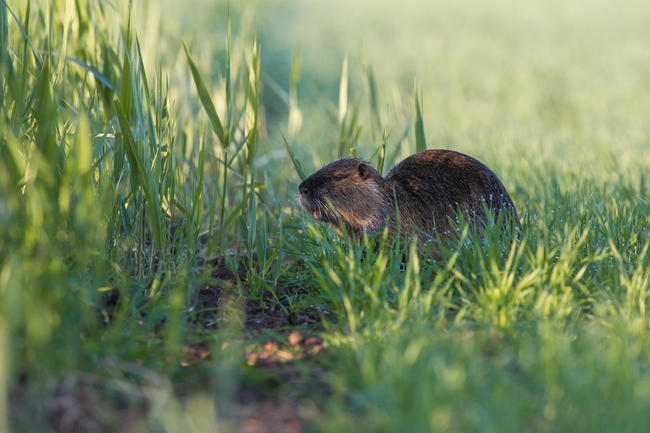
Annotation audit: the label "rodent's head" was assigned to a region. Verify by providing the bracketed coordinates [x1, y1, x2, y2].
[298, 158, 392, 234]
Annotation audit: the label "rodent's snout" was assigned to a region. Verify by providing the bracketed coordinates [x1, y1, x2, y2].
[298, 179, 319, 217]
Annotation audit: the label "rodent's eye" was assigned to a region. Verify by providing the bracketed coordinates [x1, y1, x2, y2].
[333, 174, 346, 180]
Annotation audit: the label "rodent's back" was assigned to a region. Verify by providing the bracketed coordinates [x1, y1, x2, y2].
[385, 149, 520, 235]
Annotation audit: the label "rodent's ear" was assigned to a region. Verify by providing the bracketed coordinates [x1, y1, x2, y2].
[357, 162, 371, 179]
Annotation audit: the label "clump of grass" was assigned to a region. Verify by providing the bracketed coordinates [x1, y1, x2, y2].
[1, 0, 261, 428]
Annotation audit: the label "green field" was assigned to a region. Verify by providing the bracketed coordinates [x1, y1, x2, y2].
[1, 0, 649, 431]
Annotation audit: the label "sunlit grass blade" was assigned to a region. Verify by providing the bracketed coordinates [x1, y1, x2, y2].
[376, 127, 387, 175]
[288, 48, 302, 138]
[360, 51, 381, 135]
[338, 99, 362, 158]
[182, 42, 226, 146]
[282, 134, 306, 181]
[338, 54, 349, 126]
[414, 86, 426, 153]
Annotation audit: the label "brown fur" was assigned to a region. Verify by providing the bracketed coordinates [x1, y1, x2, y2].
[298, 149, 521, 240]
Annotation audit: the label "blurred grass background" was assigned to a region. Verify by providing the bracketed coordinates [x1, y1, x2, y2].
[1, 0, 649, 431]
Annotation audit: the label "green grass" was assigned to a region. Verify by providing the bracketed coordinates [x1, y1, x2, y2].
[1, 0, 649, 431]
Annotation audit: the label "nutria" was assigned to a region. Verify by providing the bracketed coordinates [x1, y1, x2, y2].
[298, 149, 521, 240]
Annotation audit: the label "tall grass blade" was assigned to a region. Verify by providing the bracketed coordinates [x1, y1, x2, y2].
[246, 39, 260, 166]
[338, 99, 362, 157]
[360, 50, 381, 134]
[212, 189, 253, 247]
[64, 55, 114, 90]
[288, 48, 302, 138]
[119, 50, 133, 117]
[0, 0, 8, 66]
[414, 87, 426, 153]
[114, 99, 163, 251]
[0, 317, 7, 433]
[225, 15, 233, 147]
[182, 42, 226, 146]
[191, 135, 206, 244]
[282, 134, 306, 181]
[377, 127, 387, 175]
[2, 0, 38, 64]
[338, 54, 349, 126]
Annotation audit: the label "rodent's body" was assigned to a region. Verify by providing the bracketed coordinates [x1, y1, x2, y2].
[298, 149, 521, 239]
